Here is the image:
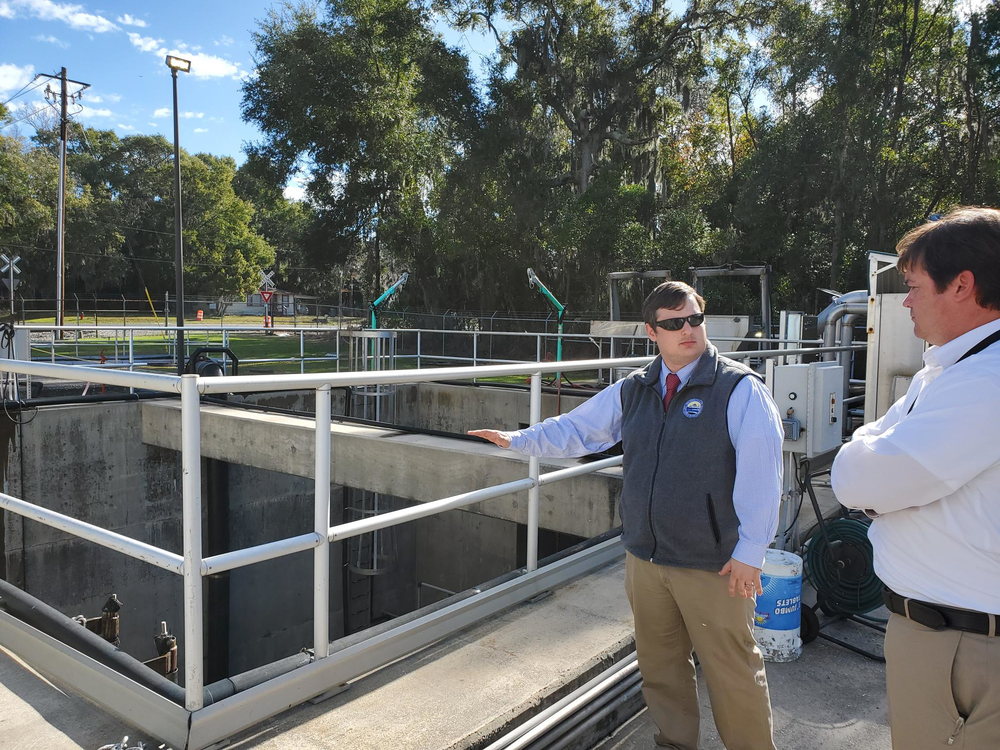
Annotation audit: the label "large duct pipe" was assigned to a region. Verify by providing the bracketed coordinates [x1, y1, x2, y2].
[0, 578, 204, 705]
[818, 290, 868, 361]
[837, 312, 864, 427]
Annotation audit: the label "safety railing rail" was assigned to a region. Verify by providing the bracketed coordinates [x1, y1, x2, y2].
[15, 323, 826, 377]
[0, 344, 863, 722]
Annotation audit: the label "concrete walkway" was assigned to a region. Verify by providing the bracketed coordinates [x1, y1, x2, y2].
[599, 611, 891, 750]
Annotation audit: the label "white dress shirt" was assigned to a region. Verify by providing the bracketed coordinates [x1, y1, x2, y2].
[832, 317, 1000, 613]
[507, 355, 784, 569]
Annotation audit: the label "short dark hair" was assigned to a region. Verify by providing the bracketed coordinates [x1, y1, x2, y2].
[642, 281, 706, 326]
[896, 206, 1000, 310]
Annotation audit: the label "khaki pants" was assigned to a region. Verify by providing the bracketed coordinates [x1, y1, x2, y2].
[624, 552, 776, 750]
[885, 612, 1000, 749]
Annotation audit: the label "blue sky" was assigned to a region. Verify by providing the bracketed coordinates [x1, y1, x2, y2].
[0, 0, 499, 198]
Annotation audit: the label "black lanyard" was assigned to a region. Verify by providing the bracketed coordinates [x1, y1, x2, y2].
[906, 327, 1000, 415]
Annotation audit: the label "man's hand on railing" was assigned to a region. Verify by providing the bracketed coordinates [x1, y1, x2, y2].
[467, 429, 512, 449]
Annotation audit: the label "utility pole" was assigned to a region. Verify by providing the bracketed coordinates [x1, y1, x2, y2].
[39, 68, 89, 335]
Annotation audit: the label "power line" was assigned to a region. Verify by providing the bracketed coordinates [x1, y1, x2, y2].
[1, 74, 48, 106]
[0, 105, 56, 129]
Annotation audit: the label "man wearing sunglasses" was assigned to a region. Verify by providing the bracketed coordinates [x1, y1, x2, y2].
[832, 207, 1000, 749]
[470, 281, 783, 750]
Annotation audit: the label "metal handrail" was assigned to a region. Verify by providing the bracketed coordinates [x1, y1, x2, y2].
[0, 344, 865, 714]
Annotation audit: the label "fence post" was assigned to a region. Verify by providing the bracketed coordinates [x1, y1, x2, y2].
[73, 293, 80, 355]
[122, 294, 126, 329]
[300, 330, 305, 375]
[314, 385, 331, 659]
[181, 374, 205, 711]
[527, 372, 542, 572]
[417, 330, 421, 369]
[472, 331, 478, 381]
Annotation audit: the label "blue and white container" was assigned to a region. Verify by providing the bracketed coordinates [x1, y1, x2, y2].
[753, 549, 803, 662]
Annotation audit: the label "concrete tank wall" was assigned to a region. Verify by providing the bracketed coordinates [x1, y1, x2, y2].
[1, 386, 560, 678]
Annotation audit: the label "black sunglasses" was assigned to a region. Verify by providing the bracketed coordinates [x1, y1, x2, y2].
[653, 313, 705, 332]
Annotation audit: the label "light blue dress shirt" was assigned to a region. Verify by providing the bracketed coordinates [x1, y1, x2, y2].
[507, 356, 784, 569]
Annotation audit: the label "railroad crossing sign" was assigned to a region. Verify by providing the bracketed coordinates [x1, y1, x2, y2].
[1, 253, 21, 292]
[260, 289, 273, 304]
[258, 269, 275, 290]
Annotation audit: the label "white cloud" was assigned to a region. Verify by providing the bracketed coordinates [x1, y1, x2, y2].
[104, 93, 121, 103]
[0, 2, 14, 18]
[127, 32, 162, 53]
[148, 121, 157, 126]
[12, 0, 117, 33]
[33, 33, 68, 47]
[116, 123, 134, 130]
[215, 35, 234, 47]
[0, 63, 34, 96]
[87, 94, 102, 102]
[177, 50, 242, 80]
[77, 105, 112, 118]
[193, 127, 208, 133]
[116, 13, 145, 27]
[127, 31, 246, 80]
[152, 107, 204, 119]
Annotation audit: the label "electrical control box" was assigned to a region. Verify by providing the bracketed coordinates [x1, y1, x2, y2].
[771, 362, 844, 457]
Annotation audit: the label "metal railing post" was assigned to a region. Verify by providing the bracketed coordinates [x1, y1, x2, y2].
[181, 374, 205, 711]
[314, 385, 331, 659]
[300, 330, 305, 374]
[472, 332, 477, 382]
[536, 334, 542, 363]
[527, 372, 542, 572]
[417, 330, 422, 369]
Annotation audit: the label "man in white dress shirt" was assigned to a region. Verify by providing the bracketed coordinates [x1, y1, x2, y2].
[832, 206, 1000, 749]
[470, 281, 783, 750]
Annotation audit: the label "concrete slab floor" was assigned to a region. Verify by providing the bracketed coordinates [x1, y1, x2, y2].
[598, 609, 892, 750]
[0, 645, 162, 749]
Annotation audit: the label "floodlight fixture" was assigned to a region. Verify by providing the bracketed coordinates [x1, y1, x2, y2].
[165, 55, 192, 73]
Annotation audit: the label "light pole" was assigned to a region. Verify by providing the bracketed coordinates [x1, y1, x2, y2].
[166, 54, 191, 375]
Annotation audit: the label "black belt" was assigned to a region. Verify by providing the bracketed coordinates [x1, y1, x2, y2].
[883, 587, 998, 636]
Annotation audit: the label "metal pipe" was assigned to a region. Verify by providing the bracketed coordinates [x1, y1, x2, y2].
[488, 654, 640, 750]
[527, 372, 541, 572]
[838, 312, 862, 426]
[170, 69, 188, 376]
[329, 478, 537, 543]
[0, 491, 183, 573]
[537, 456, 622, 485]
[0, 359, 180, 392]
[542, 680, 644, 750]
[817, 291, 868, 361]
[194, 347, 863, 395]
[0, 578, 200, 706]
[201, 532, 323, 576]
[181, 374, 205, 710]
[313, 386, 331, 660]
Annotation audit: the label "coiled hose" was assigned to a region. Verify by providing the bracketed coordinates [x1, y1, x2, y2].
[803, 515, 883, 615]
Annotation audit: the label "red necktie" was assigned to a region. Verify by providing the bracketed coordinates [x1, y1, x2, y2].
[663, 373, 681, 412]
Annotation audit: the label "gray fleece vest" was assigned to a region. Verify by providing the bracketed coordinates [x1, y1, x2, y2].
[619, 345, 758, 570]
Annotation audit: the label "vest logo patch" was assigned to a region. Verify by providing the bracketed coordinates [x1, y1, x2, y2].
[682, 399, 704, 418]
